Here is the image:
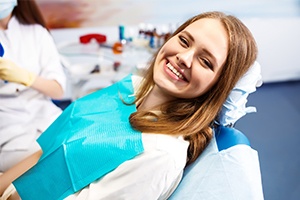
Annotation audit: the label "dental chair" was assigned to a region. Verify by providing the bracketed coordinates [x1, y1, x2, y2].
[170, 62, 264, 200]
[169, 125, 264, 200]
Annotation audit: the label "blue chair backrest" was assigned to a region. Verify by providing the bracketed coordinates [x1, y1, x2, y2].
[214, 125, 250, 151]
[169, 125, 252, 199]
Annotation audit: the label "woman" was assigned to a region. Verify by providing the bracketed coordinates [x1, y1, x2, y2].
[0, 11, 261, 199]
[0, 0, 66, 171]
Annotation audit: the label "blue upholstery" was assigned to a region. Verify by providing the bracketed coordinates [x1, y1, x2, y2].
[169, 126, 258, 200]
[215, 125, 250, 151]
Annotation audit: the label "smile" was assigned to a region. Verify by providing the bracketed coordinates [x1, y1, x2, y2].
[166, 62, 185, 80]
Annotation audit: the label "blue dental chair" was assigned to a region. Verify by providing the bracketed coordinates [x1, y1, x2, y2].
[169, 125, 264, 200]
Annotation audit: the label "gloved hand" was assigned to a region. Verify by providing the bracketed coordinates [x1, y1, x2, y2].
[0, 58, 36, 86]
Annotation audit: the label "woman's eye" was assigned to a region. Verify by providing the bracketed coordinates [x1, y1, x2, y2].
[201, 58, 213, 70]
[179, 36, 188, 47]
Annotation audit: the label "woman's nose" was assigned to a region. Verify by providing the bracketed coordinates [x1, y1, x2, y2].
[176, 49, 194, 68]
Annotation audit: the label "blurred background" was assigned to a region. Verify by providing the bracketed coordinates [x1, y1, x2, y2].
[36, 0, 300, 199]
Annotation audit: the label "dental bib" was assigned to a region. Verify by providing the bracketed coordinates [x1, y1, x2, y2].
[13, 74, 144, 200]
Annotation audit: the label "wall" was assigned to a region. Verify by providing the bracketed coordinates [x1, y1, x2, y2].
[243, 17, 300, 83]
[45, 0, 300, 83]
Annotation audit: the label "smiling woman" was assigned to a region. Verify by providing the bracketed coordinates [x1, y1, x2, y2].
[152, 18, 228, 100]
[0, 11, 263, 200]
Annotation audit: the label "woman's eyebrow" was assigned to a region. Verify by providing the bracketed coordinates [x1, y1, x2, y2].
[181, 30, 195, 42]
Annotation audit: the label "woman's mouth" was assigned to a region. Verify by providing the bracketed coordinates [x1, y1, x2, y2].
[166, 62, 187, 81]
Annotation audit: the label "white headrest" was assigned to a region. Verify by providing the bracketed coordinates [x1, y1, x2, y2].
[217, 61, 263, 126]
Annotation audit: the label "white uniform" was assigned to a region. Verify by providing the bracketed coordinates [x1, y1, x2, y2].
[0, 16, 66, 171]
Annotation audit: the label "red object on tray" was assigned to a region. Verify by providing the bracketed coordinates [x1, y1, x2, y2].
[79, 34, 107, 44]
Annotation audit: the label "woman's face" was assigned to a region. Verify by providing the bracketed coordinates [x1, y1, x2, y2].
[153, 18, 228, 100]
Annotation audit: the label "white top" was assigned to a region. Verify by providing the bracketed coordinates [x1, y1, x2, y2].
[65, 133, 189, 200]
[0, 16, 66, 150]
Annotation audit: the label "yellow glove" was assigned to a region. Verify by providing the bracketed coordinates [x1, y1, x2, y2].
[0, 58, 36, 86]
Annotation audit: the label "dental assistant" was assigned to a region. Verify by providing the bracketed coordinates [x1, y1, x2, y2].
[0, 0, 66, 171]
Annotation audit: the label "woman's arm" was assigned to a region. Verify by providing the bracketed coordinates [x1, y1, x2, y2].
[0, 150, 42, 196]
[31, 77, 64, 99]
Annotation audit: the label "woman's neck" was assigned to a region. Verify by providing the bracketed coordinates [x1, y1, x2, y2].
[0, 14, 12, 30]
[138, 85, 175, 111]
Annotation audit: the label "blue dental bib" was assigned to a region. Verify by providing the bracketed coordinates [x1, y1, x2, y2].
[13, 74, 144, 200]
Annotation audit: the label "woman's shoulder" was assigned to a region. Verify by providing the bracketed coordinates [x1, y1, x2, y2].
[10, 16, 49, 38]
[20, 23, 48, 37]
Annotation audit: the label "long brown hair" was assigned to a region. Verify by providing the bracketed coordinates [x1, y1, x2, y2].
[12, 0, 48, 30]
[130, 11, 258, 165]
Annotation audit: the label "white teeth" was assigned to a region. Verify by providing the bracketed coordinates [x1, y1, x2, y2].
[167, 63, 184, 79]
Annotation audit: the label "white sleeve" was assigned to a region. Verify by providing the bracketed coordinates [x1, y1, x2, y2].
[65, 150, 184, 200]
[64, 133, 189, 200]
[37, 27, 67, 92]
